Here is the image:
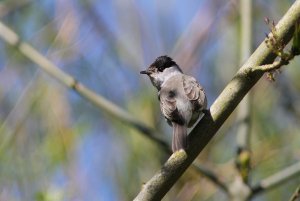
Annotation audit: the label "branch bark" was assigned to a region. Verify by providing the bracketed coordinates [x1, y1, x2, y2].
[134, 1, 300, 200]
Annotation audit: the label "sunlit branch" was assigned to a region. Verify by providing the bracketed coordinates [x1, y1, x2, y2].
[134, 1, 300, 200]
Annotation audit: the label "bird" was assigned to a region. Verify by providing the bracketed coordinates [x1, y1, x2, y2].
[140, 55, 207, 152]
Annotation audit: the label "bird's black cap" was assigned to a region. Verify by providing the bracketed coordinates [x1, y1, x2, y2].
[151, 55, 177, 72]
[140, 55, 179, 75]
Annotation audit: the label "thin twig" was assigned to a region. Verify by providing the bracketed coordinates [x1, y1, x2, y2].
[250, 41, 295, 73]
[250, 57, 292, 72]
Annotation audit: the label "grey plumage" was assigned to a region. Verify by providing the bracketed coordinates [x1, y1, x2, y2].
[140, 56, 207, 152]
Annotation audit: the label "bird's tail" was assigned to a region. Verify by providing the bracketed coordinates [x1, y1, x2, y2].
[172, 123, 187, 152]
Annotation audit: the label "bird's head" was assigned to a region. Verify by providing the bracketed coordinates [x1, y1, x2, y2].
[140, 55, 182, 89]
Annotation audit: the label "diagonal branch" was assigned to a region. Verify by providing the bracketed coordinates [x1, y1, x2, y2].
[134, 1, 300, 200]
[251, 161, 300, 195]
[0, 20, 227, 190]
[0, 21, 169, 152]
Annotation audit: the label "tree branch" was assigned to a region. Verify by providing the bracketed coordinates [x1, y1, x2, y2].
[235, 0, 253, 184]
[134, 1, 300, 200]
[0, 21, 169, 152]
[0, 20, 227, 190]
[251, 161, 300, 195]
[250, 56, 293, 72]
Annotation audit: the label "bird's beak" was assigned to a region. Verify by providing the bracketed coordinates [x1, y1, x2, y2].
[140, 70, 149, 75]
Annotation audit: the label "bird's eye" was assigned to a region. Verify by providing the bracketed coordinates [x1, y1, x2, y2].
[158, 66, 164, 72]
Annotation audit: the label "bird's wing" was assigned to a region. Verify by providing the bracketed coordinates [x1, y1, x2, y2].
[159, 90, 177, 120]
[183, 75, 207, 110]
[159, 89, 184, 124]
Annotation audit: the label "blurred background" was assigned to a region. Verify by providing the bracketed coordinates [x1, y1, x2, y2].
[0, 0, 299, 200]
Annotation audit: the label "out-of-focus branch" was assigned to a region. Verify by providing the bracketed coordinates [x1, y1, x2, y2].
[0, 21, 169, 152]
[236, 0, 252, 152]
[235, 0, 252, 184]
[193, 162, 228, 192]
[0, 21, 228, 190]
[251, 161, 300, 195]
[134, 1, 300, 200]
